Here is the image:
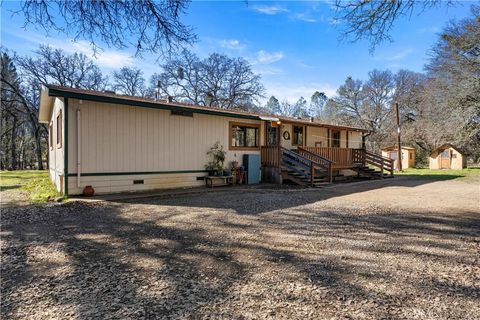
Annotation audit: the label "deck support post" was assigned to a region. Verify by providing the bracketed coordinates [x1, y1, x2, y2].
[380, 159, 384, 179]
[328, 163, 333, 183]
[310, 162, 314, 187]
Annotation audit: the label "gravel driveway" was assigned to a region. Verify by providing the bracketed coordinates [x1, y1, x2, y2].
[1, 177, 479, 319]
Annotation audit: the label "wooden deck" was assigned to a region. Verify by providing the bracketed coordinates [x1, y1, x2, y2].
[261, 146, 394, 185]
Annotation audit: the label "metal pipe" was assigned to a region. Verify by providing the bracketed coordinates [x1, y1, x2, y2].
[76, 106, 81, 188]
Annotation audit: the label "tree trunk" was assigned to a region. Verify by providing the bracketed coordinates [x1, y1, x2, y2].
[34, 127, 44, 170]
[10, 115, 18, 170]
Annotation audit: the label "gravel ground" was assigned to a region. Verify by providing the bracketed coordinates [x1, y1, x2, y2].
[1, 177, 479, 319]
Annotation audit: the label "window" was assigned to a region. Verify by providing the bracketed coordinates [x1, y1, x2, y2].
[292, 126, 303, 146]
[441, 150, 450, 158]
[452, 153, 457, 159]
[49, 123, 53, 149]
[331, 130, 340, 148]
[230, 122, 260, 150]
[266, 123, 278, 146]
[56, 111, 62, 148]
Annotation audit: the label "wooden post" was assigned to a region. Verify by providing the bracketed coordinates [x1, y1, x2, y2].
[328, 163, 333, 183]
[380, 158, 384, 179]
[310, 162, 314, 187]
[396, 102, 402, 172]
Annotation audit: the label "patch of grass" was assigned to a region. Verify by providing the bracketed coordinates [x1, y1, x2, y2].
[1, 170, 63, 203]
[396, 168, 480, 182]
[0, 170, 48, 186]
[21, 176, 63, 202]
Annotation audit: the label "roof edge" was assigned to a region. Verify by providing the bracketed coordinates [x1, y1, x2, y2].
[39, 85, 55, 123]
[44, 84, 370, 132]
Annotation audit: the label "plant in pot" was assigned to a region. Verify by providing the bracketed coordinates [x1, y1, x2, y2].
[205, 141, 226, 176]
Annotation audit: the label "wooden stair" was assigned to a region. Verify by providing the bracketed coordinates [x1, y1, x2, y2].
[352, 165, 394, 179]
[280, 148, 332, 187]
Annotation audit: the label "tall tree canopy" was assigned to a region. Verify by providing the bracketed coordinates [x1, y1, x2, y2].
[150, 50, 265, 109]
[16, 0, 196, 56]
[113, 67, 147, 96]
[335, 0, 456, 50]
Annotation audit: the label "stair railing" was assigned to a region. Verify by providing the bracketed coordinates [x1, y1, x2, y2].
[297, 147, 334, 183]
[280, 147, 331, 187]
[355, 149, 394, 177]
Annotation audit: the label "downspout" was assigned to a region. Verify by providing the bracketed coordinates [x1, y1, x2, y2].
[76, 105, 81, 188]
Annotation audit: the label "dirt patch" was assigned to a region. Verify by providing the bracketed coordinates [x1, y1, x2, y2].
[1, 177, 479, 319]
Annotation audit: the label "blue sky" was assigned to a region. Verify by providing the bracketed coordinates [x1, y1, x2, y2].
[1, 1, 475, 103]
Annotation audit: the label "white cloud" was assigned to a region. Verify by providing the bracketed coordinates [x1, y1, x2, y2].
[4, 29, 135, 69]
[252, 5, 289, 15]
[220, 39, 245, 50]
[328, 17, 342, 25]
[291, 13, 317, 23]
[256, 50, 284, 64]
[53, 40, 134, 68]
[374, 48, 414, 61]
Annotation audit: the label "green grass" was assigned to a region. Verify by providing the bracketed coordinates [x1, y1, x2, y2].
[0, 170, 63, 202]
[396, 168, 480, 182]
[0, 170, 48, 186]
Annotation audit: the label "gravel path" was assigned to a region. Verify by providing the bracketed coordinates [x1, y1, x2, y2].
[1, 177, 479, 319]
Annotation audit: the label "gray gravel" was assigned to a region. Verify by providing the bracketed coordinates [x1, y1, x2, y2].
[1, 177, 479, 319]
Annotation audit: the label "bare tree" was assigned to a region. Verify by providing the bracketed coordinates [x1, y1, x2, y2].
[113, 67, 146, 96]
[404, 6, 480, 161]
[150, 50, 205, 103]
[310, 91, 328, 119]
[150, 50, 265, 109]
[16, 0, 196, 56]
[334, 0, 455, 50]
[16, 45, 108, 90]
[1, 51, 37, 169]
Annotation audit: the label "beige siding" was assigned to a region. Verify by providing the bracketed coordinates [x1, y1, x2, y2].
[429, 152, 440, 170]
[67, 172, 207, 195]
[48, 97, 65, 193]
[280, 123, 293, 149]
[429, 147, 465, 170]
[66, 99, 264, 194]
[382, 148, 415, 169]
[348, 131, 363, 149]
[306, 126, 328, 147]
[282, 124, 363, 149]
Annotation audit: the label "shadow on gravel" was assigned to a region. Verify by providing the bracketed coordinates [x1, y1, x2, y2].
[1, 203, 245, 319]
[1, 183, 479, 319]
[112, 176, 467, 215]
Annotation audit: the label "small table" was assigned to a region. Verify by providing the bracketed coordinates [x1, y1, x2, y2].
[205, 175, 233, 188]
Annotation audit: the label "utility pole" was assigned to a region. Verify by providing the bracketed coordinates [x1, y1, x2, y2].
[396, 102, 402, 172]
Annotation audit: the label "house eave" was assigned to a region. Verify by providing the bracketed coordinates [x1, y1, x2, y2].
[39, 85, 55, 123]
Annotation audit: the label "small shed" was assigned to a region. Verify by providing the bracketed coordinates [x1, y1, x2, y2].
[381, 146, 416, 170]
[429, 144, 466, 170]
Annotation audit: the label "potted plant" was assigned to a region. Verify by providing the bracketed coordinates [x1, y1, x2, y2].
[205, 142, 226, 176]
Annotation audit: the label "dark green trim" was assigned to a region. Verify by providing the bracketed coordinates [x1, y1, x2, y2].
[67, 170, 208, 177]
[64, 98, 69, 196]
[48, 88, 259, 120]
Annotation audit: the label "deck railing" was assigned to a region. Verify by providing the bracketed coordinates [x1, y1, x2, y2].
[300, 147, 354, 168]
[260, 146, 394, 180]
[260, 145, 281, 168]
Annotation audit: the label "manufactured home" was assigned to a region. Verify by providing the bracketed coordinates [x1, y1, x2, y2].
[381, 146, 416, 170]
[39, 85, 393, 195]
[429, 144, 466, 170]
